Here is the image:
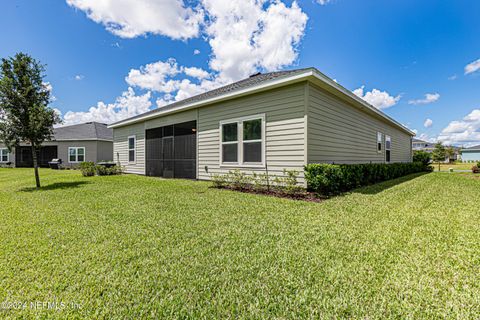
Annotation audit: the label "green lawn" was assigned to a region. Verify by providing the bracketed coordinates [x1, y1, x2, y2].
[435, 163, 475, 171]
[1, 169, 479, 319]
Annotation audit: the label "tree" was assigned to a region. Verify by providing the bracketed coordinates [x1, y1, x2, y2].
[445, 146, 455, 163]
[0, 53, 61, 188]
[432, 142, 446, 172]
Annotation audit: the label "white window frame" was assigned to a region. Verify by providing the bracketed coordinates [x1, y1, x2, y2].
[0, 148, 9, 162]
[128, 135, 136, 164]
[68, 147, 85, 163]
[377, 132, 383, 153]
[219, 114, 265, 168]
[385, 135, 391, 163]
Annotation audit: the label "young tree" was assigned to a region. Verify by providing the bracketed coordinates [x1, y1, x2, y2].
[0, 53, 61, 188]
[445, 146, 455, 163]
[432, 142, 446, 172]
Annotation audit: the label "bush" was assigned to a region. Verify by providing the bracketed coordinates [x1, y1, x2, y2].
[274, 169, 303, 195]
[211, 173, 228, 188]
[305, 162, 430, 195]
[472, 165, 479, 174]
[95, 164, 123, 176]
[413, 150, 431, 166]
[227, 169, 251, 190]
[79, 162, 96, 177]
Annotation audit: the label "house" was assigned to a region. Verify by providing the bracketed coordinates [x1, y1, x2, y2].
[412, 138, 461, 162]
[460, 145, 480, 163]
[0, 122, 113, 168]
[109, 68, 414, 183]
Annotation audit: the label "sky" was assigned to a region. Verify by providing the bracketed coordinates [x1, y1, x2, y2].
[1, 0, 479, 146]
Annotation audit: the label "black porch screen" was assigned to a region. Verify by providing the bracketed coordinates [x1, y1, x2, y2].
[145, 120, 196, 179]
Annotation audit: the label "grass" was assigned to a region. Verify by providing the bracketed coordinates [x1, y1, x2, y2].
[434, 163, 475, 171]
[1, 169, 480, 318]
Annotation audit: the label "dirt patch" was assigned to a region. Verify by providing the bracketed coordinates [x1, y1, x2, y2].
[213, 186, 324, 202]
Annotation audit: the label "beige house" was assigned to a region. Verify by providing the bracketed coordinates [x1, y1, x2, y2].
[109, 68, 414, 183]
[0, 122, 113, 168]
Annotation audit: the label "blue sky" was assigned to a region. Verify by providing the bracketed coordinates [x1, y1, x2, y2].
[1, 0, 479, 146]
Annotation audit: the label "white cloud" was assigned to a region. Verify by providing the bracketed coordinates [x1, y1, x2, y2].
[465, 58, 480, 75]
[193, 49, 200, 55]
[66, 0, 203, 40]
[62, 87, 152, 125]
[408, 93, 440, 105]
[448, 74, 457, 81]
[316, 0, 331, 4]
[437, 109, 480, 146]
[74, 75, 84, 80]
[204, 0, 307, 81]
[184, 67, 210, 79]
[424, 118, 433, 128]
[125, 58, 181, 92]
[353, 86, 401, 109]
[43, 82, 57, 101]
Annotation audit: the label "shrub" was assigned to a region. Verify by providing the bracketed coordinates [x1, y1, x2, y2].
[274, 169, 303, 195]
[227, 169, 251, 190]
[95, 164, 123, 176]
[472, 165, 479, 174]
[305, 162, 429, 195]
[79, 162, 95, 177]
[413, 150, 431, 166]
[211, 173, 228, 188]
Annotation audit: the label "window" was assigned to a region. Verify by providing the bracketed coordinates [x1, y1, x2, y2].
[128, 136, 136, 162]
[377, 132, 383, 152]
[221, 123, 238, 163]
[0, 148, 9, 162]
[385, 135, 391, 163]
[68, 147, 85, 163]
[243, 119, 262, 163]
[220, 115, 264, 166]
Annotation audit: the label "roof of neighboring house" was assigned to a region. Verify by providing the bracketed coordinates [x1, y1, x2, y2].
[53, 122, 113, 141]
[108, 67, 414, 136]
[462, 145, 480, 151]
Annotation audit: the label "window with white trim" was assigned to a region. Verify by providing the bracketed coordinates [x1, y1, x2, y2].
[68, 147, 85, 163]
[385, 135, 391, 163]
[220, 115, 264, 165]
[128, 136, 136, 162]
[0, 148, 9, 162]
[377, 132, 383, 152]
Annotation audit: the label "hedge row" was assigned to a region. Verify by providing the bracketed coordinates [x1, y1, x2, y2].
[304, 162, 431, 195]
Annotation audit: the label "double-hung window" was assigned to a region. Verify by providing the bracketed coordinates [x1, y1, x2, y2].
[385, 135, 391, 163]
[377, 132, 383, 152]
[220, 115, 264, 166]
[0, 148, 9, 162]
[128, 136, 136, 162]
[68, 147, 85, 163]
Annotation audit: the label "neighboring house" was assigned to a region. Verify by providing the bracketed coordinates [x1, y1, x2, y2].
[109, 68, 414, 183]
[412, 138, 435, 152]
[460, 145, 480, 163]
[0, 122, 113, 168]
[412, 138, 460, 162]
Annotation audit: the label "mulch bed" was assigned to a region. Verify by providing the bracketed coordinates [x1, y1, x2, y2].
[214, 186, 324, 202]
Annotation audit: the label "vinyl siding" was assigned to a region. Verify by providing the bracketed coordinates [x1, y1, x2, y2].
[307, 83, 412, 164]
[0, 143, 14, 165]
[96, 141, 114, 162]
[198, 82, 307, 182]
[113, 110, 197, 174]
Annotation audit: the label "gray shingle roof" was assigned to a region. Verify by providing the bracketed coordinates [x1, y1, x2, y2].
[110, 68, 314, 127]
[53, 122, 113, 141]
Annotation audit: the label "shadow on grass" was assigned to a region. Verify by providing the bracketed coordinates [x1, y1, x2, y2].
[351, 172, 429, 195]
[19, 181, 90, 192]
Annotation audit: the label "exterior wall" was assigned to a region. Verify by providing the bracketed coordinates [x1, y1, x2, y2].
[0, 143, 14, 166]
[96, 140, 114, 162]
[0, 141, 113, 167]
[113, 110, 197, 174]
[307, 83, 412, 164]
[197, 82, 307, 182]
[461, 151, 480, 162]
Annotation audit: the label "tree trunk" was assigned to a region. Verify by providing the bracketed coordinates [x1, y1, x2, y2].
[32, 145, 41, 189]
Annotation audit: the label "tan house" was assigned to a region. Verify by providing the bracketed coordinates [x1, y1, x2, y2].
[109, 68, 414, 183]
[0, 122, 113, 168]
